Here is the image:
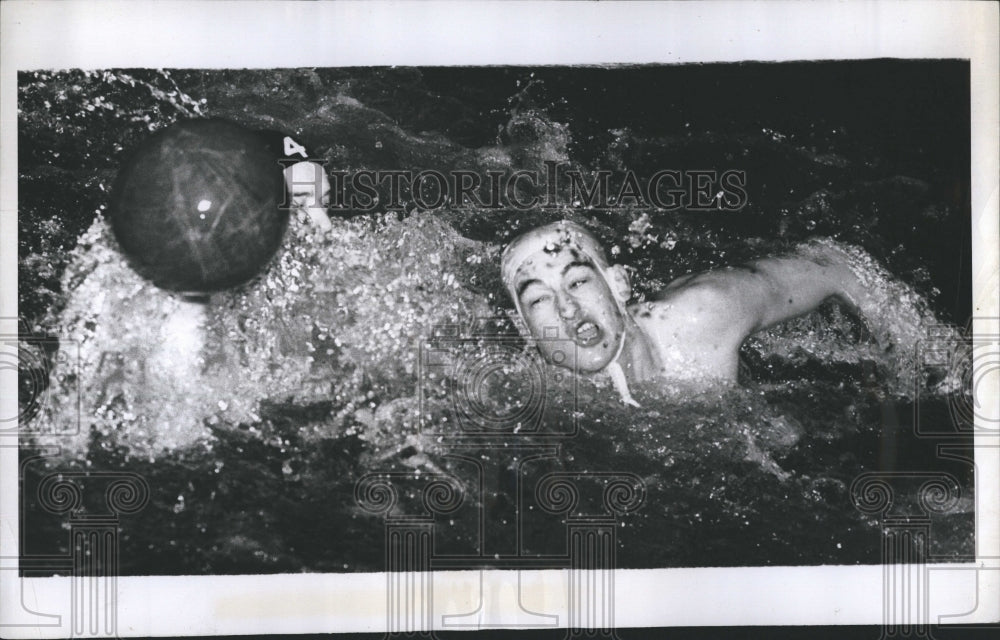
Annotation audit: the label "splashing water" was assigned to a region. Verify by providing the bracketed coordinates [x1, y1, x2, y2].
[21, 66, 973, 572]
[32, 211, 496, 457]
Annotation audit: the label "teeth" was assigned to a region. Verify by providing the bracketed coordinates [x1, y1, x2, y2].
[576, 322, 598, 341]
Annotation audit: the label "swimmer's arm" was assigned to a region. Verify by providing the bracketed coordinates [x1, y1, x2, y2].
[670, 252, 863, 342]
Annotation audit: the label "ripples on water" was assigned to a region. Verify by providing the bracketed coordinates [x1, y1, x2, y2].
[19, 64, 973, 573]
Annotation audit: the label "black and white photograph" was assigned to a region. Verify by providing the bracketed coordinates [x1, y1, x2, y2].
[2, 1, 998, 637]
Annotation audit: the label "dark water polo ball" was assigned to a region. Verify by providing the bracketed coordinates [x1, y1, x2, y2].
[110, 119, 289, 293]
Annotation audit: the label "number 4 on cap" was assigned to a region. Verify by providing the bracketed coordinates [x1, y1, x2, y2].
[283, 136, 308, 158]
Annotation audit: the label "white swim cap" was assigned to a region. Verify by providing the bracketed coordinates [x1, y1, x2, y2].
[500, 220, 610, 294]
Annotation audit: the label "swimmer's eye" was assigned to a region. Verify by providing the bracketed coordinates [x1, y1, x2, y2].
[568, 276, 590, 290]
[527, 294, 552, 309]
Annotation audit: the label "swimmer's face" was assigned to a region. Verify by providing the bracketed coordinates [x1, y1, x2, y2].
[283, 161, 332, 230]
[512, 245, 628, 374]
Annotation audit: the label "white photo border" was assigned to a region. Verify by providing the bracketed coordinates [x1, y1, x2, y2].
[1, 0, 997, 635]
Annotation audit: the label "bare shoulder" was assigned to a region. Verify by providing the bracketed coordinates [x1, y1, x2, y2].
[637, 275, 748, 332]
[640, 270, 763, 346]
[630, 277, 748, 378]
[654, 270, 749, 312]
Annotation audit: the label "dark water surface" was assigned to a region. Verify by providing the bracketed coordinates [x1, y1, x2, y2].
[18, 62, 973, 574]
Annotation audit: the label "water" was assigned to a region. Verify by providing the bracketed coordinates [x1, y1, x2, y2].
[18, 63, 973, 574]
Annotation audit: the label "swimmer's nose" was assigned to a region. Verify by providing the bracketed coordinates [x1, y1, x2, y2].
[556, 293, 579, 319]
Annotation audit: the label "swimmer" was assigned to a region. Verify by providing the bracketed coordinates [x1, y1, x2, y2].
[501, 220, 868, 405]
[259, 129, 333, 231]
[283, 160, 333, 231]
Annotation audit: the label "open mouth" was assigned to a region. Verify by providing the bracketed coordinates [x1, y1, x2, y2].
[573, 320, 603, 347]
